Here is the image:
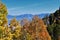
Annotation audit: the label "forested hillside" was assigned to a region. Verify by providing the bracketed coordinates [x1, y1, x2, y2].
[43, 8, 60, 40]
[0, 2, 60, 40]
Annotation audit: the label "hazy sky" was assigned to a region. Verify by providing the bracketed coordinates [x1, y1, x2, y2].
[2, 0, 59, 16]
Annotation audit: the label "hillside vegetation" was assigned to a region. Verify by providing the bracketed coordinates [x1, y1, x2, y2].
[0, 2, 60, 40]
[43, 8, 60, 40]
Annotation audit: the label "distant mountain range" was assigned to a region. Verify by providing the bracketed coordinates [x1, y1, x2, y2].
[7, 13, 50, 24]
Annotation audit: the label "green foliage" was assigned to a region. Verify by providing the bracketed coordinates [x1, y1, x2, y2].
[47, 9, 60, 40]
[47, 23, 56, 40]
[53, 24, 60, 40]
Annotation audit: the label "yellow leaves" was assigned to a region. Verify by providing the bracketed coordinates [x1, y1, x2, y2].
[14, 30, 20, 38]
[0, 16, 52, 40]
[0, 20, 3, 25]
[0, 38, 4, 40]
[0, 26, 13, 40]
[3, 37, 13, 40]
[8, 33, 13, 39]
[15, 26, 21, 31]
[13, 26, 21, 38]
[0, 3, 4, 9]
[0, 3, 52, 40]
[0, 3, 8, 26]
[0, 26, 5, 31]
[26, 33, 32, 40]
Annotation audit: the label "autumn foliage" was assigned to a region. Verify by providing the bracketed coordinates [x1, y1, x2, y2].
[0, 2, 53, 40]
[23, 16, 51, 40]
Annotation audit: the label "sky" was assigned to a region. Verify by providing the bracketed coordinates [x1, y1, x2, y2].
[2, 0, 60, 16]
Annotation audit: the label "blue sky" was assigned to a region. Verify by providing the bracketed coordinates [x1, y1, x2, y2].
[2, 0, 59, 16]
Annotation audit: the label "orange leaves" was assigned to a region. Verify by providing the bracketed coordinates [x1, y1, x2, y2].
[0, 3, 51, 39]
[22, 16, 51, 40]
[0, 14, 52, 40]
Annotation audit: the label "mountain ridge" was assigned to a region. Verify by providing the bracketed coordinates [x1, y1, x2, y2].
[7, 13, 50, 21]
